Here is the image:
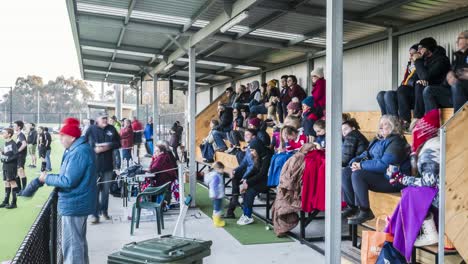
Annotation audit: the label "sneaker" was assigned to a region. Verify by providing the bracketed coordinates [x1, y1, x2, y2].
[91, 217, 100, 224]
[225, 147, 235, 153]
[5, 203, 17, 209]
[203, 159, 214, 163]
[347, 210, 375, 225]
[236, 214, 247, 225]
[0, 202, 8, 208]
[102, 214, 111, 220]
[237, 215, 254, 226]
[414, 213, 438, 247]
[341, 206, 358, 218]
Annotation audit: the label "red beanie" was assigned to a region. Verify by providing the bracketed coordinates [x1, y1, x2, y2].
[412, 109, 440, 153]
[248, 117, 261, 128]
[60, 118, 81, 138]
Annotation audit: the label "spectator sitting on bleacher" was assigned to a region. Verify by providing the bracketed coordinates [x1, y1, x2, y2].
[237, 139, 272, 226]
[247, 116, 271, 146]
[271, 115, 301, 150]
[425, 30, 468, 113]
[313, 120, 326, 150]
[341, 117, 369, 167]
[286, 97, 302, 118]
[287, 75, 307, 102]
[279, 75, 291, 123]
[248, 81, 264, 112]
[199, 119, 220, 163]
[302, 96, 323, 142]
[225, 129, 263, 218]
[250, 82, 269, 115]
[399, 37, 450, 129]
[232, 84, 250, 110]
[226, 107, 245, 154]
[279, 126, 308, 153]
[265, 80, 280, 122]
[310, 67, 326, 110]
[341, 115, 410, 225]
[376, 44, 419, 129]
[211, 105, 233, 152]
[224, 87, 236, 107]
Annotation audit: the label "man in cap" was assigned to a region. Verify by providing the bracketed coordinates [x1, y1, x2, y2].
[39, 118, 96, 264]
[84, 112, 120, 224]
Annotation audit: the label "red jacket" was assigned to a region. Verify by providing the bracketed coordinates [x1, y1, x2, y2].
[311, 78, 326, 109]
[132, 120, 143, 131]
[301, 150, 326, 212]
[149, 152, 178, 186]
[287, 84, 306, 102]
[120, 127, 134, 149]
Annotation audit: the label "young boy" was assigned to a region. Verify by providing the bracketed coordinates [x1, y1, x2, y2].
[204, 161, 226, 227]
[1, 128, 19, 209]
[313, 120, 326, 150]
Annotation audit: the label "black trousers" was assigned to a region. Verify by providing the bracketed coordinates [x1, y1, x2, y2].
[376, 90, 398, 116]
[423, 84, 452, 113]
[227, 168, 244, 214]
[396, 84, 426, 122]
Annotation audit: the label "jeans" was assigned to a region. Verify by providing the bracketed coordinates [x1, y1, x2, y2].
[45, 150, 52, 171]
[397, 85, 416, 122]
[211, 130, 227, 150]
[341, 167, 403, 209]
[451, 81, 468, 112]
[94, 170, 113, 217]
[250, 104, 268, 115]
[227, 130, 243, 147]
[121, 148, 132, 168]
[201, 143, 214, 161]
[242, 188, 258, 218]
[212, 198, 223, 214]
[145, 140, 153, 155]
[376, 90, 398, 116]
[113, 149, 121, 170]
[423, 85, 452, 113]
[171, 144, 180, 161]
[62, 215, 89, 264]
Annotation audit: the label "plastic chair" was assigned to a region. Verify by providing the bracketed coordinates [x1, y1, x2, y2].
[130, 182, 172, 235]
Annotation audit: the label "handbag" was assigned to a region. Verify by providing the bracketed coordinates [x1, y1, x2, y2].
[376, 241, 407, 264]
[361, 216, 393, 264]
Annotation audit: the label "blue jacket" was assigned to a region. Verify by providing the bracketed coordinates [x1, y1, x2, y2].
[46, 137, 97, 216]
[236, 149, 254, 180]
[144, 123, 153, 140]
[351, 134, 410, 174]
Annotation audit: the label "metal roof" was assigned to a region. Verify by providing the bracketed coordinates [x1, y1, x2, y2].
[67, 0, 468, 88]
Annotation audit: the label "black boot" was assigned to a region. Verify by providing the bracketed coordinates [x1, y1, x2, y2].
[223, 195, 238, 219]
[0, 187, 11, 208]
[342, 205, 358, 218]
[347, 208, 374, 225]
[15, 177, 22, 192]
[6, 187, 17, 209]
[21, 178, 27, 190]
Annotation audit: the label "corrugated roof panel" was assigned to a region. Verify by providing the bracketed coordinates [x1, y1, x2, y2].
[133, 0, 206, 19]
[210, 43, 269, 60]
[115, 53, 151, 62]
[121, 30, 170, 49]
[307, 0, 390, 12]
[82, 49, 114, 57]
[261, 50, 305, 64]
[109, 63, 141, 71]
[343, 23, 386, 42]
[83, 59, 110, 68]
[380, 0, 468, 21]
[79, 24, 122, 43]
[260, 12, 324, 35]
[77, 0, 130, 10]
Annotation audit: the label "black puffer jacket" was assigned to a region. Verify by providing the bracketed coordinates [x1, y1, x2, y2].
[214, 108, 233, 132]
[452, 49, 468, 78]
[414, 46, 451, 85]
[342, 130, 369, 167]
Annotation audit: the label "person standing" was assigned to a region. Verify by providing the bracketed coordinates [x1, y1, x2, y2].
[120, 119, 134, 168]
[109, 116, 121, 169]
[278, 75, 291, 123]
[44, 127, 53, 171]
[27, 123, 38, 168]
[144, 117, 154, 157]
[169, 121, 183, 161]
[131, 117, 143, 162]
[39, 118, 97, 264]
[13, 121, 27, 192]
[1, 128, 19, 209]
[85, 113, 120, 224]
[37, 127, 47, 166]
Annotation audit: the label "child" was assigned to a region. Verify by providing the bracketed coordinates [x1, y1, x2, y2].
[200, 119, 220, 163]
[0, 128, 19, 209]
[342, 117, 369, 167]
[204, 161, 226, 227]
[313, 120, 326, 150]
[280, 125, 308, 152]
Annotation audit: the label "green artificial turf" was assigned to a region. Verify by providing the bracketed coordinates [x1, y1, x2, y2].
[192, 183, 293, 245]
[0, 137, 64, 262]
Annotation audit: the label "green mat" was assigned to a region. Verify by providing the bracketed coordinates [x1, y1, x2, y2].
[0, 138, 64, 262]
[192, 183, 293, 245]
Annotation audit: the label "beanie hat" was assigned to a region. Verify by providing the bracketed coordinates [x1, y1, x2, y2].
[268, 79, 277, 87]
[248, 117, 261, 128]
[302, 96, 314, 108]
[248, 138, 267, 158]
[287, 101, 302, 113]
[310, 67, 324, 78]
[410, 43, 419, 51]
[60, 118, 81, 138]
[412, 109, 440, 153]
[418, 37, 437, 52]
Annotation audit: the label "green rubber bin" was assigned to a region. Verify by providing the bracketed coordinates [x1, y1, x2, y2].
[108, 235, 212, 264]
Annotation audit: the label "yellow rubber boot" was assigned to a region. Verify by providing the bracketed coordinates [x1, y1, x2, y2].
[213, 214, 226, 227]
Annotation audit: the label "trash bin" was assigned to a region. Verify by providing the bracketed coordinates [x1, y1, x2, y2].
[108, 235, 212, 264]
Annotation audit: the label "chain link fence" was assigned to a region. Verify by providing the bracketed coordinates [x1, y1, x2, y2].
[11, 189, 62, 264]
[156, 112, 186, 147]
[0, 112, 87, 130]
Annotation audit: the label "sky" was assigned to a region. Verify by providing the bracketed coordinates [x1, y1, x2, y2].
[0, 0, 100, 96]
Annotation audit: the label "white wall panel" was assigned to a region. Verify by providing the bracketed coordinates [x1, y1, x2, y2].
[398, 17, 468, 84]
[236, 75, 261, 87]
[196, 90, 210, 114]
[265, 62, 308, 87]
[212, 83, 231, 99]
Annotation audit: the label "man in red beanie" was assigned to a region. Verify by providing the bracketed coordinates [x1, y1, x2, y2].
[39, 118, 97, 264]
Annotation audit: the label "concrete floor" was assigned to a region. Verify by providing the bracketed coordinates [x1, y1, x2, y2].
[87, 195, 326, 264]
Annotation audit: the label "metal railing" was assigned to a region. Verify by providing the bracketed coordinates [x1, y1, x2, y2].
[11, 189, 62, 264]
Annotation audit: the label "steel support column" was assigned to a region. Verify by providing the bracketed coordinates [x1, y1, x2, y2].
[153, 75, 159, 150]
[188, 47, 197, 206]
[325, 0, 343, 263]
[388, 28, 399, 90]
[438, 128, 446, 264]
[115, 84, 123, 118]
[136, 83, 140, 119]
[306, 53, 314, 95]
